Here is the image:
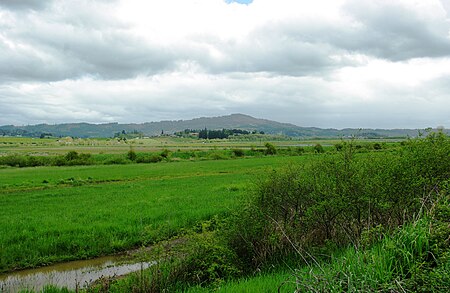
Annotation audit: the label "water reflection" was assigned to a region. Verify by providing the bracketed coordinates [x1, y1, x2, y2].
[0, 256, 154, 292]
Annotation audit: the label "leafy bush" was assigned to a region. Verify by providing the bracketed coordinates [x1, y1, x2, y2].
[103, 156, 128, 165]
[264, 143, 277, 155]
[127, 149, 137, 161]
[227, 133, 450, 271]
[372, 142, 382, 150]
[208, 151, 229, 160]
[65, 151, 79, 161]
[334, 143, 343, 151]
[232, 149, 245, 157]
[160, 149, 171, 159]
[136, 154, 163, 163]
[0, 152, 93, 167]
[313, 143, 325, 153]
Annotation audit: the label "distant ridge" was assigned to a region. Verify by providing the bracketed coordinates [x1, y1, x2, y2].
[0, 114, 445, 138]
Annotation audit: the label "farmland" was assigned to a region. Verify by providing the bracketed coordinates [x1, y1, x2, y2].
[1, 134, 449, 292]
[0, 150, 309, 273]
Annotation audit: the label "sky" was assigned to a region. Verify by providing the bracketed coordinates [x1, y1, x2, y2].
[0, 0, 449, 129]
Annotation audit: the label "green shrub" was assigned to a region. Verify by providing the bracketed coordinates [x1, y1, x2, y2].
[127, 149, 137, 161]
[65, 151, 79, 161]
[334, 143, 343, 151]
[264, 143, 277, 155]
[313, 143, 325, 153]
[227, 134, 450, 271]
[137, 154, 163, 163]
[160, 149, 171, 159]
[373, 142, 382, 150]
[232, 149, 245, 157]
[103, 156, 128, 165]
[208, 151, 229, 160]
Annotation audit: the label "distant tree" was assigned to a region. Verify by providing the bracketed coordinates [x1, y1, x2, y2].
[160, 149, 171, 158]
[373, 143, 382, 150]
[199, 128, 208, 139]
[40, 133, 53, 139]
[65, 151, 79, 161]
[334, 143, 343, 151]
[264, 142, 277, 155]
[232, 149, 245, 157]
[314, 143, 325, 153]
[127, 149, 137, 161]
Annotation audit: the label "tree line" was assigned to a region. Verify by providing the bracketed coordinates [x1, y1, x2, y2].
[175, 128, 265, 139]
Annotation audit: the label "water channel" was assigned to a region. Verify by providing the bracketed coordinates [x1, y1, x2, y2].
[0, 256, 155, 292]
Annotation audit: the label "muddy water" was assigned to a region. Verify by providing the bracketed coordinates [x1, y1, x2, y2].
[0, 256, 155, 293]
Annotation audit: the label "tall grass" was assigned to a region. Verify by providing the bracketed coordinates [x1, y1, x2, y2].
[189, 189, 449, 292]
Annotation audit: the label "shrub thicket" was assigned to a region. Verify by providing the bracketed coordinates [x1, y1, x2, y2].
[227, 132, 450, 271]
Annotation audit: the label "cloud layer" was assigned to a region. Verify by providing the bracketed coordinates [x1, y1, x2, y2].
[1, 0, 449, 128]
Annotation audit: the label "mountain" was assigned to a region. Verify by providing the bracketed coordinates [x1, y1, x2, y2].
[0, 114, 445, 138]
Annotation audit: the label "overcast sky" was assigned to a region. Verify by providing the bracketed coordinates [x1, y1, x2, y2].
[1, 0, 449, 128]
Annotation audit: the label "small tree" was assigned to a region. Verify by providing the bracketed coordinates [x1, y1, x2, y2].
[160, 149, 171, 159]
[127, 149, 137, 161]
[232, 149, 245, 157]
[264, 142, 277, 155]
[65, 151, 79, 161]
[373, 143, 382, 150]
[314, 143, 325, 153]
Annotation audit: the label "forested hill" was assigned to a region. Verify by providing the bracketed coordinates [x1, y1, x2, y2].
[0, 114, 444, 138]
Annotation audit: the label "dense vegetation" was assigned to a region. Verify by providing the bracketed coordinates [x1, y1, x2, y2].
[99, 132, 450, 292]
[1, 133, 449, 292]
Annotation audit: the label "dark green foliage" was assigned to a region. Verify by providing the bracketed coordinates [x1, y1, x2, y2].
[160, 149, 171, 159]
[295, 146, 305, 154]
[208, 151, 229, 160]
[0, 151, 95, 167]
[136, 154, 163, 163]
[314, 143, 325, 153]
[127, 149, 137, 161]
[197, 128, 251, 139]
[103, 156, 128, 165]
[63, 152, 93, 166]
[372, 142, 382, 150]
[227, 133, 450, 271]
[264, 142, 277, 155]
[232, 149, 245, 157]
[65, 151, 79, 161]
[177, 234, 241, 288]
[109, 232, 241, 292]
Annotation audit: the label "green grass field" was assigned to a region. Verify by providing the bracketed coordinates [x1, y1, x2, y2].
[0, 136, 397, 155]
[0, 135, 419, 293]
[0, 155, 309, 273]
